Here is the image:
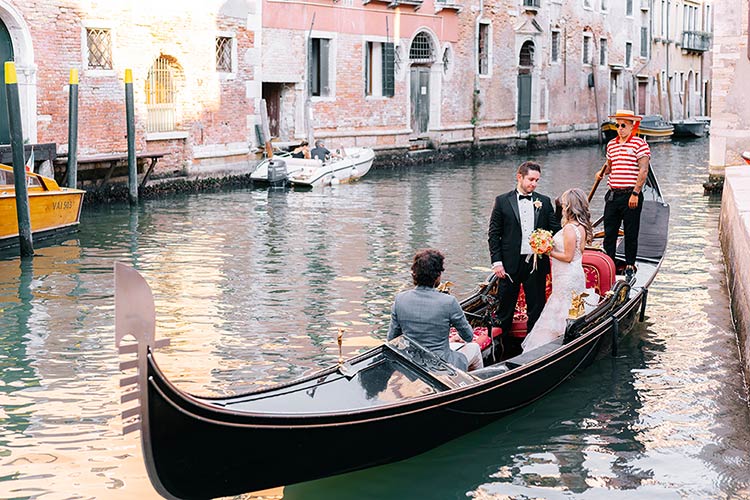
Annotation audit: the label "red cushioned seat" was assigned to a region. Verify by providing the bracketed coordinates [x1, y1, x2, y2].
[582, 248, 616, 296]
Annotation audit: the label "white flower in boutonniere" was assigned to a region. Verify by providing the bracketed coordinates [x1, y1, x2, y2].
[533, 200, 542, 210]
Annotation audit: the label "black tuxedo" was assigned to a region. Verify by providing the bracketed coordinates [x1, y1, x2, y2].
[488, 190, 562, 336]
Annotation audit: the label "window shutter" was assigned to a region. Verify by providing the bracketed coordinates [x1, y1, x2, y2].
[308, 38, 315, 96]
[382, 42, 395, 97]
[365, 42, 371, 96]
[320, 39, 330, 96]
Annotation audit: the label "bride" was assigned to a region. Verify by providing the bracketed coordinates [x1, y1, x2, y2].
[521, 188, 593, 352]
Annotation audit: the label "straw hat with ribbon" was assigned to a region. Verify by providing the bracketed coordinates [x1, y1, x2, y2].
[609, 109, 642, 139]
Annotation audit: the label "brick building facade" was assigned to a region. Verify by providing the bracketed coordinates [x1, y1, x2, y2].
[0, 0, 714, 183]
[0, 0, 260, 178]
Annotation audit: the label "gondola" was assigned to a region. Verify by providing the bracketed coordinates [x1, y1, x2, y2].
[115, 168, 669, 500]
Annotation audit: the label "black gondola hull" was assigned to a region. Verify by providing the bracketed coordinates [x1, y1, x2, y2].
[141, 303, 638, 499]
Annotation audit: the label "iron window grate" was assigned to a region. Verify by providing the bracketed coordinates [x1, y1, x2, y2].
[87, 28, 112, 70]
[216, 37, 232, 72]
[409, 32, 434, 63]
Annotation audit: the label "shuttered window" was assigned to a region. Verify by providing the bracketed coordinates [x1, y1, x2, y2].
[309, 38, 330, 97]
[551, 31, 560, 63]
[382, 42, 395, 97]
[365, 42, 394, 98]
[478, 23, 490, 75]
[641, 27, 649, 57]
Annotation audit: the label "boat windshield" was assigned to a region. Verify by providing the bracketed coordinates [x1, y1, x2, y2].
[0, 169, 12, 186]
[0, 169, 42, 189]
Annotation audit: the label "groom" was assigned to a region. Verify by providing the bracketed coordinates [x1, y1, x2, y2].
[488, 161, 561, 338]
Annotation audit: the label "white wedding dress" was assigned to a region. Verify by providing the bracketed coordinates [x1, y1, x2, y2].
[521, 224, 586, 352]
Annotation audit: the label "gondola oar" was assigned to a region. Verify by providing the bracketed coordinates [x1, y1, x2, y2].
[588, 162, 607, 202]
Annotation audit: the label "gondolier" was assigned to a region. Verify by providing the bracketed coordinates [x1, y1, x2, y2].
[596, 109, 650, 281]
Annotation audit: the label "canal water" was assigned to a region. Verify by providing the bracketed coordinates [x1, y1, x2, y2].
[1, 137, 749, 499]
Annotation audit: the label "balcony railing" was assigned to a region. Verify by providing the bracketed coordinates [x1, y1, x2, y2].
[522, 0, 541, 7]
[681, 30, 711, 52]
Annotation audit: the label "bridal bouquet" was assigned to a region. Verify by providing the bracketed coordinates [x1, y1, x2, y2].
[529, 229, 554, 272]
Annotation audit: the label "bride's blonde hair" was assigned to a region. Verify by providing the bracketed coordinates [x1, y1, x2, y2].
[561, 188, 593, 244]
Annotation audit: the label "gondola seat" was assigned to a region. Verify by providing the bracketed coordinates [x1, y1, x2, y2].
[491, 249, 616, 341]
[581, 249, 616, 297]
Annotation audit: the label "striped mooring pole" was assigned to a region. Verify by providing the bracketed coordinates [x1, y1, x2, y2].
[125, 68, 137, 205]
[5, 61, 34, 257]
[66, 68, 79, 189]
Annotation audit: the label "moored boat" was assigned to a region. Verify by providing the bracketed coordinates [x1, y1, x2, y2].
[115, 167, 668, 499]
[602, 114, 674, 142]
[250, 147, 375, 188]
[0, 163, 85, 250]
[671, 119, 706, 138]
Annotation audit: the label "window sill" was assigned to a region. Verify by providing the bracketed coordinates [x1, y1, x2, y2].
[146, 131, 189, 141]
[435, 2, 462, 13]
[84, 68, 117, 78]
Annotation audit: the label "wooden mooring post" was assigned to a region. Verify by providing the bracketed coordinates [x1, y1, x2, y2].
[66, 68, 79, 189]
[125, 69, 137, 205]
[4, 61, 34, 257]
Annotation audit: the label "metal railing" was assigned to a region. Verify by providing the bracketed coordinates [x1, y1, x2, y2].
[523, 0, 541, 7]
[681, 30, 711, 52]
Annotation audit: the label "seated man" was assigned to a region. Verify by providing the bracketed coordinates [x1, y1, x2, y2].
[310, 139, 340, 161]
[387, 249, 484, 372]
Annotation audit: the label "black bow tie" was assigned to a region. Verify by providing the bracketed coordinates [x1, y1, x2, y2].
[518, 194, 532, 201]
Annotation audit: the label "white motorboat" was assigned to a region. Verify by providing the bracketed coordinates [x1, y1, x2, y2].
[251, 147, 375, 188]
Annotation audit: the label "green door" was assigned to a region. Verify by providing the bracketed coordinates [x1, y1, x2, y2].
[517, 72, 531, 132]
[410, 67, 430, 135]
[0, 20, 13, 144]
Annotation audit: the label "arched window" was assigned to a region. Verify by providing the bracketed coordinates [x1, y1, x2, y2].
[145, 56, 182, 133]
[519, 41, 535, 67]
[409, 31, 434, 64]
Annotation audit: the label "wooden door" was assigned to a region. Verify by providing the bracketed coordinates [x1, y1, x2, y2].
[262, 83, 281, 139]
[410, 67, 430, 135]
[638, 81, 648, 115]
[517, 72, 531, 132]
[0, 21, 13, 145]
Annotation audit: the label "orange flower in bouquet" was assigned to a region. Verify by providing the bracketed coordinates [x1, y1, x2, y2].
[529, 228, 554, 272]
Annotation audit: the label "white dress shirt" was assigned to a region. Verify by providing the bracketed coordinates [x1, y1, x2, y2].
[518, 192, 534, 256]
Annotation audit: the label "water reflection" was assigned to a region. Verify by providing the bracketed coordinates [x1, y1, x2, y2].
[0, 137, 749, 498]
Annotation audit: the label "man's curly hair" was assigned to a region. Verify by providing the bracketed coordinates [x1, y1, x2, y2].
[411, 249, 445, 287]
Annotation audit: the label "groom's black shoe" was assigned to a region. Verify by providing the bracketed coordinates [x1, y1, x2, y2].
[624, 265, 636, 282]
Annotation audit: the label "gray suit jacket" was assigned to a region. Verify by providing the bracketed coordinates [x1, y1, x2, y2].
[387, 286, 474, 370]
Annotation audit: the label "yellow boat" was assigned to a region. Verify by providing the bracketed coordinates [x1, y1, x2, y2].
[0, 163, 85, 249]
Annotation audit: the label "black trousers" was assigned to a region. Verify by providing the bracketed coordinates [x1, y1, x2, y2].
[495, 256, 548, 336]
[603, 189, 643, 266]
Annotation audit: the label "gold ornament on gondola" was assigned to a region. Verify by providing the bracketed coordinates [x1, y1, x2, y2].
[568, 291, 589, 319]
[437, 281, 454, 294]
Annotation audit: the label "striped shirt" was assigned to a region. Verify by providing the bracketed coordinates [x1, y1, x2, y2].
[605, 135, 650, 189]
